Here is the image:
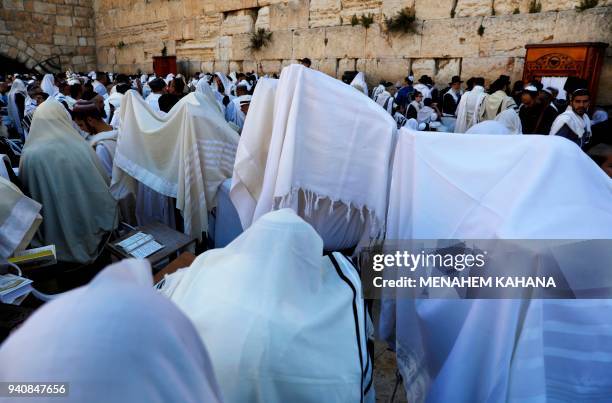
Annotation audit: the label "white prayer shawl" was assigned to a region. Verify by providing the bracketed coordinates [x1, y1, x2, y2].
[454, 85, 486, 133]
[413, 83, 432, 99]
[58, 94, 78, 110]
[159, 209, 373, 403]
[232, 65, 396, 248]
[195, 78, 224, 116]
[104, 91, 124, 122]
[350, 72, 369, 96]
[480, 90, 516, 121]
[112, 90, 239, 240]
[0, 259, 223, 403]
[549, 106, 591, 138]
[385, 129, 612, 403]
[495, 108, 522, 134]
[0, 176, 42, 258]
[145, 92, 162, 115]
[374, 91, 394, 114]
[41, 73, 59, 97]
[93, 80, 107, 97]
[417, 105, 437, 124]
[214, 72, 233, 96]
[230, 78, 278, 229]
[88, 129, 118, 178]
[465, 120, 511, 134]
[7, 79, 27, 135]
[371, 84, 385, 100]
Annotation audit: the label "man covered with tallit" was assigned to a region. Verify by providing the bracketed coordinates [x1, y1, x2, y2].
[111, 90, 239, 240]
[19, 100, 118, 264]
[158, 209, 373, 403]
[230, 64, 397, 251]
[382, 129, 612, 402]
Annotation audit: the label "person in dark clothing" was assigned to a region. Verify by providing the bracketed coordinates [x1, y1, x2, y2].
[549, 88, 592, 148]
[442, 76, 463, 116]
[395, 77, 414, 110]
[519, 85, 557, 135]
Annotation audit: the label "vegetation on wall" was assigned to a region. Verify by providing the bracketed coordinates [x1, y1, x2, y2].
[385, 6, 417, 34]
[513, 7, 520, 14]
[249, 28, 273, 51]
[477, 24, 485, 36]
[360, 13, 374, 29]
[576, 0, 598, 11]
[350, 14, 359, 26]
[528, 0, 542, 13]
[117, 40, 126, 49]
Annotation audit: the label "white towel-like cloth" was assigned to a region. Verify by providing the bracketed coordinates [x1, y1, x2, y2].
[7, 79, 27, 135]
[231, 65, 396, 248]
[159, 209, 373, 403]
[495, 108, 522, 134]
[0, 176, 41, 258]
[384, 129, 612, 403]
[41, 73, 59, 97]
[0, 259, 223, 403]
[112, 90, 239, 240]
[454, 86, 486, 133]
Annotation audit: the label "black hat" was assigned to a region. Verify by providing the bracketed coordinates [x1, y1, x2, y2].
[418, 75, 431, 84]
[299, 58, 312, 66]
[449, 75, 463, 85]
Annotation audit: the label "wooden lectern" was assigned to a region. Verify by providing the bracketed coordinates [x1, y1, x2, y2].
[152, 56, 177, 77]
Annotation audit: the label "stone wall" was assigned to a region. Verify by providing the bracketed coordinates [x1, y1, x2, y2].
[0, 0, 96, 73]
[93, 0, 612, 103]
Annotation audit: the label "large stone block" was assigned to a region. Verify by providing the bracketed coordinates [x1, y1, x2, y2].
[309, 0, 342, 27]
[314, 58, 338, 76]
[270, 0, 309, 30]
[479, 12, 557, 57]
[455, 0, 493, 17]
[3, 0, 24, 10]
[56, 15, 73, 26]
[325, 25, 366, 58]
[220, 9, 256, 35]
[255, 6, 270, 30]
[365, 23, 421, 59]
[32, 1, 55, 14]
[259, 59, 282, 73]
[338, 57, 356, 76]
[252, 29, 293, 59]
[434, 58, 461, 85]
[339, 0, 382, 23]
[553, 8, 612, 44]
[414, 0, 454, 20]
[411, 58, 435, 77]
[293, 28, 326, 59]
[420, 17, 481, 58]
[492, 0, 521, 15]
[461, 56, 520, 83]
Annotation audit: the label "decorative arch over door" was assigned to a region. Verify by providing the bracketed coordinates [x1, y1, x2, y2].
[523, 42, 608, 104]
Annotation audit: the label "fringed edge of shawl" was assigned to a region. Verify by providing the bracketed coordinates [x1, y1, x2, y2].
[273, 187, 385, 240]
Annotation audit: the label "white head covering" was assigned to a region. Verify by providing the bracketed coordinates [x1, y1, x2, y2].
[237, 79, 252, 91]
[88, 71, 96, 80]
[495, 108, 522, 134]
[591, 109, 608, 125]
[20, 100, 118, 263]
[195, 78, 223, 116]
[237, 94, 252, 105]
[159, 209, 372, 403]
[350, 72, 369, 96]
[40, 73, 59, 97]
[466, 120, 512, 134]
[111, 90, 239, 240]
[7, 78, 27, 135]
[214, 72, 232, 96]
[0, 259, 223, 403]
[231, 65, 397, 249]
[165, 73, 175, 84]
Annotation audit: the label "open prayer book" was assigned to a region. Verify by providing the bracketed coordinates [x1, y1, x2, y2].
[115, 232, 164, 259]
[0, 274, 33, 305]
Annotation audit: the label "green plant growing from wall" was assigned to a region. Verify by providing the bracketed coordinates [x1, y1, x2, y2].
[360, 14, 374, 28]
[117, 41, 126, 49]
[528, 0, 542, 13]
[513, 7, 520, 14]
[477, 24, 485, 36]
[385, 6, 417, 34]
[351, 14, 359, 26]
[249, 28, 273, 51]
[575, 0, 598, 11]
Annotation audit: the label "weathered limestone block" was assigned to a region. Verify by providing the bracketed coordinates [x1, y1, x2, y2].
[366, 23, 422, 59]
[201, 61, 215, 72]
[259, 59, 282, 73]
[479, 12, 557, 57]
[325, 25, 366, 58]
[281, 59, 299, 68]
[230, 33, 252, 60]
[56, 15, 73, 27]
[414, 0, 454, 20]
[553, 8, 612, 44]
[242, 60, 257, 72]
[340, 0, 382, 23]
[314, 58, 338, 76]
[310, 0, 342, 27]
[356, 58, 409, 83]
[206, 0, 258, 13]
[220, 9, 256, 35]
[411, 58, 435, 78]
[420, 17, 481, 58]
[338, 57, 356, 75]
[270, 0, 309, 30]
[252, 29, 293, 59]
[382, 0, 414, 17]
[214, 60, 230, 73]
[539, 0, 579, 12]
[217, 35, 233, 61]
[455, 0, 493, 17]
[434, 58, 461, 85]
[292, 28, 326, 59]
[461, 56, 520, 83]
[492, 0, 521, 15]
[255, 6, 270, 30]
[33, 1, 56, 14]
